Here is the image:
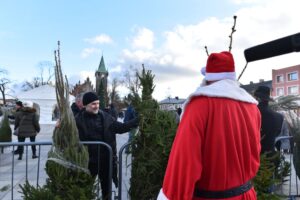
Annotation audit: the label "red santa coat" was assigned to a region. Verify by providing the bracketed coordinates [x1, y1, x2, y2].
[158, 79, 261, 200]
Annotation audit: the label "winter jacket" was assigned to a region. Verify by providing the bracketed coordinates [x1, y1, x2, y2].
[71, 102, 81, 117]
[124, 105, 136, 122]
[15, 107, 40, 137]
[75, 109, 138, 183]
[258, 101, 283, 154]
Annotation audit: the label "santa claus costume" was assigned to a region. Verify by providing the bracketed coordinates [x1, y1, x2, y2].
[157, 51, 261, 200]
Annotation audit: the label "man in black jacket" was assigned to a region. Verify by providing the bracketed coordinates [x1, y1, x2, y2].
[75, 92, 138, 200]
[71, 93, 84, 116]
[254, 86, 283, 154]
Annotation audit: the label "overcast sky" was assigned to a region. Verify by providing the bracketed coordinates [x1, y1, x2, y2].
[1, 0, 300, 100]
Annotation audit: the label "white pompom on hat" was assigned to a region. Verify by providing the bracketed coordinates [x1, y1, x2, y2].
[201, 51, 236, 81]
[23, 101, 33, 108]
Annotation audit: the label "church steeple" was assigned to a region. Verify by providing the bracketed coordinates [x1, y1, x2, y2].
[95, 55, 109, 109]
[96, 55, 108, 73]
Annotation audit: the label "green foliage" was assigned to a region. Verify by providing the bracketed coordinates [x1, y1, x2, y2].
[129, 65, 177, 200]
[20, 181, 54, 200]
[253, 152, 290, 200]
[0, 109, 12, 142]
[271, 95, 300, 181]
[45, 161, 95, 200]
[138, 64, 155, 101]
[253, 153, 282, 200]
[20, 158, 96, 200]
[293, 144, 300, 180]
[290, 112, 300, 181]
[0, 185, 10, 192]
[20, 42, 95, 199]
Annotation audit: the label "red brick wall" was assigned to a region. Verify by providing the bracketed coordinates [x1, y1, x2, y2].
[272, 65, 300, 97]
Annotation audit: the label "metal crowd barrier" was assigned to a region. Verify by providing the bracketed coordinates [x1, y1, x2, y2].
[118, 142, 131, 200]
[0, 141, 112, 200]
[274, 136, 300, 200]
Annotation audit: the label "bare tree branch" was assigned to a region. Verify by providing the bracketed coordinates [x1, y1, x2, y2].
[228, 15, 237, 52]
[0, 71, 11, 105]
[37, 60, 55, 85]
[122, 65, 140, 94]
[204, 46, 209, 56]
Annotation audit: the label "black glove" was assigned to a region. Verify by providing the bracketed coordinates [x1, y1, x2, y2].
[126, 114, 140, 128]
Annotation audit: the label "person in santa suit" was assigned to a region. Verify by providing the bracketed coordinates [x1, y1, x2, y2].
[157, 51, 261, 200]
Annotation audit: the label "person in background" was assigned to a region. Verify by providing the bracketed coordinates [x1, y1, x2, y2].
[15, 101, 40, 160]
[124, 103, 137, 154]
[254, 86, 284, 155]
[71, 93, 84, 116]
[176, 107, 182, 117]
[8, 100, 23, 120]
[108, 103, 118, 120]
[75, 92, 139, 200]
[158, 51, 261, 200]
[11, 101, 23, 154]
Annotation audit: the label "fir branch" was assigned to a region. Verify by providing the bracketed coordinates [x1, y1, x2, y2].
[228, 15, 237, 52]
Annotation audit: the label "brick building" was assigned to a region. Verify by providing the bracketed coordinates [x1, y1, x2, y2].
[272, 65, 300, 97]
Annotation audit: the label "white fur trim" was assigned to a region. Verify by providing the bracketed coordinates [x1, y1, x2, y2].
[180, 79, 257, 120]
[23, 101, 33, 108]
[205, 72, 236, 81]
[201, 67, 206, 75]
[157, 189, 169, 200]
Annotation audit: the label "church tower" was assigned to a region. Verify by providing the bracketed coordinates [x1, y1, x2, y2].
[95, 55, 109, 108]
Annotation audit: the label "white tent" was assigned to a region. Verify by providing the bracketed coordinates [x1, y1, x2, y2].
[16, 85, 74, 124]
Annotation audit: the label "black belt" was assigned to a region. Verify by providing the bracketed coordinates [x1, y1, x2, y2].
[194, 181, 252, 199]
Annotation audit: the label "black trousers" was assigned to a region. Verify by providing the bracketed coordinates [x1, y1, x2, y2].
[89, 161, 110, 200]
[17, 136, 37, 155]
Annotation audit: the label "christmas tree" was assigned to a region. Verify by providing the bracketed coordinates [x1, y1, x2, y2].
[129, 65, 178, 199]
[0, 109, 12, 153]
[20, 41, 95, 199]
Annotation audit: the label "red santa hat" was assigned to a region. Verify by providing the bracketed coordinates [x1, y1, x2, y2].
[201, 51, 236, 81]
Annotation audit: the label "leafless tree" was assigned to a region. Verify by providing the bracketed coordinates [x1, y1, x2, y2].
[122, 65, 140, 94]
[22, 61, 54, 91]
[109, 78, 120, 103]
[0, 69, 11, 105]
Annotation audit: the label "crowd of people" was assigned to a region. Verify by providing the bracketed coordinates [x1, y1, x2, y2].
[3, 51, 293, 200]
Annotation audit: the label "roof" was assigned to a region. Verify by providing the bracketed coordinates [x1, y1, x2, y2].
[240, 80, 272, 94]
[96, 55, 108, 73]
[16, 84, 74, 101]
[159, 97, 186, 104]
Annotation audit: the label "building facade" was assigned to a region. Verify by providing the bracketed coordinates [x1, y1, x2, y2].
[241, 80, 272, 96]
[159, 97, 186, 111]
[70, 77, 94, 97]
[272, 65, 300, 97]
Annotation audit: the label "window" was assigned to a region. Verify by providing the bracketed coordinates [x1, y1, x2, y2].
[288, 86, 298, 95]
[276, 88, 284, 96]
[276, 75, 284, 83]
[288, 72, 298, 81]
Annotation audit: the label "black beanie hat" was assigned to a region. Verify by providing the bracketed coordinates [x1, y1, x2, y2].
[16, 101, 23, 107]
[82, 92, 99, 106]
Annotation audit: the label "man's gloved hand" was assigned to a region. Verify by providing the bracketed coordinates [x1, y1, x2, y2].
[128, 114, 140, 128]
